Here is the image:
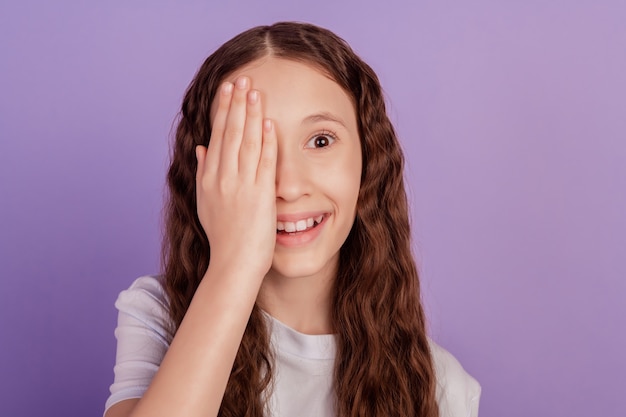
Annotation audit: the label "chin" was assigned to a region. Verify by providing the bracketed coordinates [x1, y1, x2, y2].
[268, 252, 338, 281]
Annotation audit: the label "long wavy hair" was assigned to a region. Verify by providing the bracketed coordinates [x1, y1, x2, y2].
[162, 22, 438, 417]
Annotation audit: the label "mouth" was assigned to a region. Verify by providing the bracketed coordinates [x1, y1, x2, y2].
[276, 214, 326, 235]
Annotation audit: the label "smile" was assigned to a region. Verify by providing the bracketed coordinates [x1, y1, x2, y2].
[276, 215, 324, 234]
[275, 213, 328, 248]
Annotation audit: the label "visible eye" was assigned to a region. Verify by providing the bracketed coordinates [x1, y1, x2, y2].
[305, 132, 337, 149]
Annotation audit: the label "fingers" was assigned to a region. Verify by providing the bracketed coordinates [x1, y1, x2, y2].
[219, 76, 250, 177]
[239, 89, 263, 180]
[195, 145, 207, 183]
[205, 82, 233, 176]
[201, 75, 273, 186]
[257, 119, 277, 186]
[195, 145, 208, 213]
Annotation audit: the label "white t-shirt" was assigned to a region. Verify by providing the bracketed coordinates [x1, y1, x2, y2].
[105, 276, 481, 416]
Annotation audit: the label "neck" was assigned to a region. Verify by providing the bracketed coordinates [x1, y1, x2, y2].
[257, 265, 335, 335]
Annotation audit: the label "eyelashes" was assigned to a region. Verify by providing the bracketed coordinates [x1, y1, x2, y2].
[304, 130, 338, 149]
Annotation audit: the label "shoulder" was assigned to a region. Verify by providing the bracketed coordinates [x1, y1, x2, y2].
[428, 339, 481, 417]
[114, 275, 172, 343]
[105, 276, 172, 412]
[116, 275, 168, 311]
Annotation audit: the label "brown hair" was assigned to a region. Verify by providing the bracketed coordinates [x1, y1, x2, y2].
[162, 22, 439, 417]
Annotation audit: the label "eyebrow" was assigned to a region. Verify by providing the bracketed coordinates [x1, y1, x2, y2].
[302, 112, 347, 128]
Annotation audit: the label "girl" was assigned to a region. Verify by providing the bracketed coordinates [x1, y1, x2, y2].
[105, 22, 480, 417]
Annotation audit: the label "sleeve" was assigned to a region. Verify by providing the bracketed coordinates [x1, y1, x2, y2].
[429, 339, 482, 417]
[104, 276, 174, 413]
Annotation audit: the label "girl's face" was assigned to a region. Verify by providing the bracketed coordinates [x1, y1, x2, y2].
[213, 57, 362, 282]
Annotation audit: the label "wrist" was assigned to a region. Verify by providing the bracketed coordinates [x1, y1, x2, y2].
[199, 259, 267, 296]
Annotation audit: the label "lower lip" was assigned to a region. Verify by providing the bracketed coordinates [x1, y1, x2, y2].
[275, 215, 327, 247]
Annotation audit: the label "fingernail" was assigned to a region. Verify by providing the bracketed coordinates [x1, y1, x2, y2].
[264, 119, 272, 131]
[248, 90, 259, 104]
[221, 82, 233, 95]
[236, 76, 248, 89]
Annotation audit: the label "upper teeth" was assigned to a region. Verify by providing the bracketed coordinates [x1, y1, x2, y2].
[277, 215, 324, 232]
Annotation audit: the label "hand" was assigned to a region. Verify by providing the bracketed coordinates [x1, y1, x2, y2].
[195, 76, 277, 279]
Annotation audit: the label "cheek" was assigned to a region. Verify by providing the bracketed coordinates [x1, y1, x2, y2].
[332, 154, 362, 212]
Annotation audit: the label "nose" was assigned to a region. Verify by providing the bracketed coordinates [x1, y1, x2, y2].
[275, 144, 310, 202]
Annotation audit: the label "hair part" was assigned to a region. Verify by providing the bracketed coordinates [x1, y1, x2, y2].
[162, 21, 438, 417]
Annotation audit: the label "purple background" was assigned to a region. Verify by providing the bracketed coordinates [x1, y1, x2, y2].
[1, 1, 624, 416]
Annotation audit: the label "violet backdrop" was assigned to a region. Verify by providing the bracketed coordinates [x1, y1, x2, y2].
[1, 1, 624, 416]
